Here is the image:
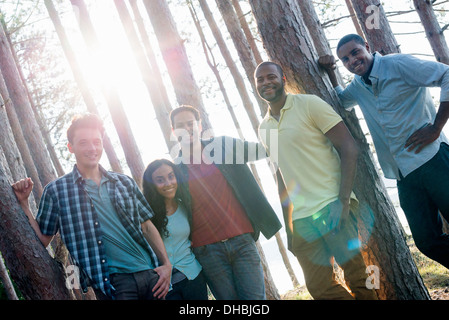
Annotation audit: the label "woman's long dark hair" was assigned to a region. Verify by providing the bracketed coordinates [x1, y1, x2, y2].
[142, 159, 188, 238]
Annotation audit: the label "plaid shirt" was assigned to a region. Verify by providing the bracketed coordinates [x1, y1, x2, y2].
[36, 165, 159, 298]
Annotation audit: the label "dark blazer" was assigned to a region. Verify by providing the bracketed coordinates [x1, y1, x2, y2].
[175, 136, 282, 241]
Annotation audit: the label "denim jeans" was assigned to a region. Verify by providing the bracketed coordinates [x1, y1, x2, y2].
[165, 271, 208, 300]
[397, 143, 449, 269]
[192, 233, 265, 300]
[95, 269, 160, 300]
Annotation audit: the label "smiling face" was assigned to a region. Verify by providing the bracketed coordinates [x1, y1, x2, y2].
[151, 164, 178, 201]
[337, 40, 374, 77]
[67, 128, 103, 170]
[255, 63, 286, 103]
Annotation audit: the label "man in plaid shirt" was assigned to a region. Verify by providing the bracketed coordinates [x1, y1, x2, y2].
[12, 114, 171, 300]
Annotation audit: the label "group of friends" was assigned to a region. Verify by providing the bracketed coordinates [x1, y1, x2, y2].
[11, 34, 449, 300]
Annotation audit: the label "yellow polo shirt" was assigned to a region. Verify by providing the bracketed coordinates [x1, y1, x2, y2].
[259, 94, 357, 221]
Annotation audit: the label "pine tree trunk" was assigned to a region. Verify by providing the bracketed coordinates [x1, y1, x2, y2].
[0, 251, 18, 300]
[231, 0, 263, 64]
[413, 0, 449, 65]
[0, 72, 43, 202]
[344, 0, 366, 39]
[142, 0, 212, 133]
[350, 0, 401, 54]
[198, 0, 260, 135]
[249, 0, 431, 300]
[1, 20, 66, 178]
[0, 147, 72, 300]
[0, 22, 56, 187]
[215, 0, 268, 117]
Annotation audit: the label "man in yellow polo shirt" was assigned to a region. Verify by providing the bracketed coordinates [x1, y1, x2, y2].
[255, 61, 377, 300]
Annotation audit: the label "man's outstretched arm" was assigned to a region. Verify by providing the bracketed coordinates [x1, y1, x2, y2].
[12, 178, 53, 247]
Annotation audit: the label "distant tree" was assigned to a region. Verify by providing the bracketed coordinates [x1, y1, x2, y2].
[0, 20, 56, 187]
[142, 0, 213, 133]
[413, 0, 449, 64]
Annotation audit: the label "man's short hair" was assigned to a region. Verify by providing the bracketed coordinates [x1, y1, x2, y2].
[169, 105, 200, 128]
[67, 113, 105, 143]
[337, 34, 366, 52]
[255, 61, 284, 79]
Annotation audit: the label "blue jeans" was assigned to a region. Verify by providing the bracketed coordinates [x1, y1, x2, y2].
[397, 143, 449, 269]
[165, 271, 208, 300]
[192, 233, 265, 300]
[94, 269, 160, 300]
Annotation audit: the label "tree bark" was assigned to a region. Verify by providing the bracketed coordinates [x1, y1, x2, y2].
[350, 0, 401, 54]
[0, 251, 19, 300]
[0, 147, 72, 300]
[249, 0, 430, 300]
[198, 0, 260, 135]
[0, 21, 56, 188]
[413, 0, 449, 65]
[0, 72, 42, 204]
[344, 0, 366, 39]
[215, 0, 268, 117]
[44, 0, 124, 175]
[142, 0, 212, 133]
[231, 0, 263, 64]
[1, 19, 66, 178]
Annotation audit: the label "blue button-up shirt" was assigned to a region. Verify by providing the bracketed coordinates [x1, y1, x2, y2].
[336, 52, 449, 179]
[36, 165, 159, 298]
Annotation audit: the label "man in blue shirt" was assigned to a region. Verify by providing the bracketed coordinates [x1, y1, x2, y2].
[318, 34, 449, 269]
[12, 113, 172, 299]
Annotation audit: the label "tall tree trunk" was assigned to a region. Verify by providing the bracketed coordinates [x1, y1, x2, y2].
[0, 72, 42, 202]
[129, 0, 173, 114]
[0, 251, 18, 300]
[44, 0, 123, 175]
[350, 0, 401, 54]
[142, 0, 212, 133]
[198, 0, 260, 135]
[0, 22, 56, 188]
[413, 0, 449, 65]
[1, 18, 66, 178]
[215, 0, 268, 117]
[231, 0, 263, 64]
[249, 0, 431, 300]
[295, 0, 345, 86]
[0, 85, 34, 188]
[344, 0, 366, 39]
[112, 0, 174, 151]
[1, 18, 65, 178]
[0, 147, 72, 300]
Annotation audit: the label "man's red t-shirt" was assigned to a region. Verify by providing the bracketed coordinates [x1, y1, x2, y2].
[186, 162, 254, 247]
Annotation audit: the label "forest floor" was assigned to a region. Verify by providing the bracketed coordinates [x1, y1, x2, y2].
[281, 234, 449, 300]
